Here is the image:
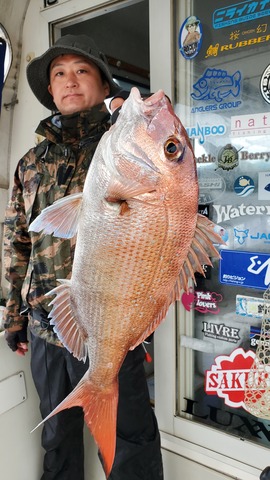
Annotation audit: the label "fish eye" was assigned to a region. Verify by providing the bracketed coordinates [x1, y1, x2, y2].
[164, 137, 185, 162]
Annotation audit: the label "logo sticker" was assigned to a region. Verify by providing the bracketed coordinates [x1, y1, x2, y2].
[181, 288, 223, 314]
[205, 348, 256, 409]
[198, 171, 226, 204]
[217, 144, 239, 170]
[236, 294, 270, 318]
[214, 225, 229, 243]
[220, 250, 270, 289]
[212, 203, 270, 224]
[239, 150, 270, 161]
[234, 176, 255, 197]
[258, 172, 270, 200]
[202, 321, 240, 343]
[260, 64, 270, 104]
[234, 228, 270, 245]
[249, 326, 270, 350]
[198, 204, 210, 217]
[179, 15, 203, 60]
[196, 152, 216, 164]
[191, 68, 241, 103]
[231, 112, 270, 137]
[186, 122, 226, 145]
[213, 1, 270, 29]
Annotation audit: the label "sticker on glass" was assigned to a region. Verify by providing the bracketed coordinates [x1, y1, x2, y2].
[178, 15, 202, 60]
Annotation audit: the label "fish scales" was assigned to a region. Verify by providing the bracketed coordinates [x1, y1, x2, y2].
[29, 87, 222, 478]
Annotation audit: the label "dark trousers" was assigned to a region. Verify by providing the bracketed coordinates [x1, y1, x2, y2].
[30, 334, 163, 480]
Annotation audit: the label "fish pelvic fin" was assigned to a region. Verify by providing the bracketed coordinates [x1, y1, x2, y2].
[31, 378, 118, 479]
[29, 192, 83, 238]
[178, 214, 224, 292]
[46, 280, 88, 362]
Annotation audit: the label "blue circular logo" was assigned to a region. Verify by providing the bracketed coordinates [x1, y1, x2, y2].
[234, 176, 255, 197]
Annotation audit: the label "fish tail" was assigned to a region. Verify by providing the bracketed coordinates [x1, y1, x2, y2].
[31, 377, 118, 478]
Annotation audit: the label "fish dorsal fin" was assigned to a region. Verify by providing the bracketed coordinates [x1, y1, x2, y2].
[177, 214, 222, 291]
[29, 193, 83, 238]
[130, 215, 223, 350]
[46, 280, 88, 362]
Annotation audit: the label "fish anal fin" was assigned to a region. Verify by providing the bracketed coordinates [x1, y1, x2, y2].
[29, 192, 83, 238]
[31, 378, 118, 479]
[130, 300, 172, 351]
[47, 280, 88, 362]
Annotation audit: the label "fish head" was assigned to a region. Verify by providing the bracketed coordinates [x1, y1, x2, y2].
[104, 87, 198, 205]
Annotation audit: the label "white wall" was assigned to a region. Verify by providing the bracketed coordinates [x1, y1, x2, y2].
[0, 332, 43, 480]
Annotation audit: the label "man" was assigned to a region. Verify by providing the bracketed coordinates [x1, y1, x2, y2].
[3, 34, 163, 480]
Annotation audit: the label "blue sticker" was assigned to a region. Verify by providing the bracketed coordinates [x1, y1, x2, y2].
[191, 68, 241, 103]
[234, 176, 255, 197]
[213, 1, 270, 29]
[179, 16, 203, 60]
[250, 326, 261, 349]
[220, 250, 270, 290]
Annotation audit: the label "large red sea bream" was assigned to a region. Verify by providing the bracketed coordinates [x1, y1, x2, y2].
[30, 88, 222, 477]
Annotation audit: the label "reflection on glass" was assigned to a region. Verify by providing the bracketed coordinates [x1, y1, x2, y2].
[0, 23, 12, 83]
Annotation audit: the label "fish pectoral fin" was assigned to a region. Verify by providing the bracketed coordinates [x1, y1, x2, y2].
[105, 176, 156, 203]
[46, 279, 88, 362]
[29, 192, 83, 238]
[178, 214, 224, 291]
[31, 378, 118, 479]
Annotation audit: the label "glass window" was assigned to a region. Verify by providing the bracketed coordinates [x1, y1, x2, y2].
[174, 0, 270, 449]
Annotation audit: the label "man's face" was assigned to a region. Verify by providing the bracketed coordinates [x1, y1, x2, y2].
[48, 54, 110, 115]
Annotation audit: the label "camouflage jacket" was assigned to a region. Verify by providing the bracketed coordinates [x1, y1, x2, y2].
[4, 103, 111, 345]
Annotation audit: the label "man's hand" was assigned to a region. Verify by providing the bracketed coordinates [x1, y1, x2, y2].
[5, 325, 29, 356]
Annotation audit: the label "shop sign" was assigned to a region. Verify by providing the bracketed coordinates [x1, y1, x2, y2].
[236, 294, 270, 318]
[219, 249, 270, 289]
[205, 348, 256, 408]
[213, 1, 270, 29]
[231, 112, 270, 137]
[212, 203, 270, 223]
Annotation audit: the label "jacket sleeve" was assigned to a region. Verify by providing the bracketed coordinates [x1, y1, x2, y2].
[3, 158, 31, 330]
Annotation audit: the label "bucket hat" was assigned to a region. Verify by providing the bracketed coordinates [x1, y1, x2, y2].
[26, 34, 120, 110]
[185, 16, 200, 28]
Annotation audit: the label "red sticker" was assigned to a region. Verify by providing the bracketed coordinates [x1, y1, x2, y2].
[205, 348, 256, 409]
